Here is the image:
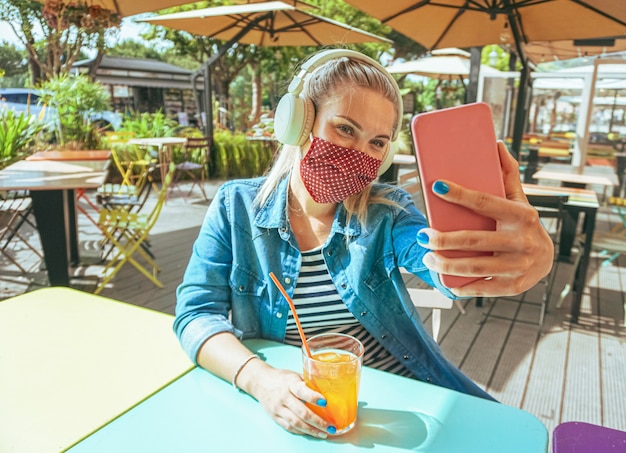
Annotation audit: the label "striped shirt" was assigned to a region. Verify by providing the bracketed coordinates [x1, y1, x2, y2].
[284, 246, 414, 378]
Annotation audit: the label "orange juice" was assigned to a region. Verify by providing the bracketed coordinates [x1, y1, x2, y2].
[302, 334, 364, 435]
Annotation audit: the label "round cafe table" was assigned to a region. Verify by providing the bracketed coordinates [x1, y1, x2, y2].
[128, 137, 187, 184]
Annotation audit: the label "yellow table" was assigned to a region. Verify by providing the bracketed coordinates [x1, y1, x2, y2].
[0, 287, 193, 453]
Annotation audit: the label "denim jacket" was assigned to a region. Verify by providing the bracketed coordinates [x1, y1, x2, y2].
[175, 176, 494, 401]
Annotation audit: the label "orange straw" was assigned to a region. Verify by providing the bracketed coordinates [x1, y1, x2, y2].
[269, 272, 312, 358]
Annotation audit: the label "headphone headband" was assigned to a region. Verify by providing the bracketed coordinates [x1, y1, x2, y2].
[284, 49, 403, 141]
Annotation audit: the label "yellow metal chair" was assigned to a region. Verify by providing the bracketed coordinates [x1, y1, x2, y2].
[97, 166, 157, 263]
[0, 191, 43, 275]
[94, 163, 175, 294]
[110, 146, 158, 191]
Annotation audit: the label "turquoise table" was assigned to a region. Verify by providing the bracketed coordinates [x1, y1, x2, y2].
[69, 339, 548, 452]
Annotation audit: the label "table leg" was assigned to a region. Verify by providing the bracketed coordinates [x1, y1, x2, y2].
[570, 208, 597, 324]
[159, 145, 172, 187]
[30, 191, 71, 286]
[66, 189, 79, 265]
[559, 208, 577, 260]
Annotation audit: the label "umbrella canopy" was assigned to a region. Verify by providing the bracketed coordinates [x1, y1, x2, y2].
[524, 36, 626, 65]
[342, 1, 626, 54]
[35, 0, 196, 18]
[139, 1, 392, 46]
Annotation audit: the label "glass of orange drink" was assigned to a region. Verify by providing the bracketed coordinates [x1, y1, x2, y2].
[302, 333, 364, 435]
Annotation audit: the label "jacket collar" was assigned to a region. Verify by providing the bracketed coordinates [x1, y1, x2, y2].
[254, 175, 362, 238]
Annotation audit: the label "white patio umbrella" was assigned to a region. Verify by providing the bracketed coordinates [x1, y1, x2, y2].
[386, 48, 502, 109]
[386, 49, 502, 78]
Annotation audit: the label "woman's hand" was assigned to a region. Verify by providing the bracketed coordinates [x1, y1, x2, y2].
[419, 141, 554, 297]
[241, 360, 335, 439]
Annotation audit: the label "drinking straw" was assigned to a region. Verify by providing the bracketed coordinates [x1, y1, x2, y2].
[269, 272, 312, 358]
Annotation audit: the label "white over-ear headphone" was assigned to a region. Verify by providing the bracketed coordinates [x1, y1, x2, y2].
[273, 49, 403, 176]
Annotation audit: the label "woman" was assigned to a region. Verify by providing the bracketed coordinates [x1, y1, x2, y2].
[175, 49, 553, 439]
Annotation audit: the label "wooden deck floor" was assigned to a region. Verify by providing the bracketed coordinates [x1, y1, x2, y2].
[2, 179, 625, 444]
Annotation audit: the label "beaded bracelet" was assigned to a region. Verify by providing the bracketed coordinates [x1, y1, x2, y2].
[232, 354, 260, 392]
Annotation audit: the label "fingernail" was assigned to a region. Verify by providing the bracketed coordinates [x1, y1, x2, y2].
[423, 253, 435, 267]
[433, 181, 449, 195]
[327, 426, 337, 435]
[417, 231, 429, 245]
[316, 398, 327, 407]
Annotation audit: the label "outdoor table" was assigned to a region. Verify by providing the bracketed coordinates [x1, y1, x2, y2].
[533, 163, 618, 192]
[522, 184, 600, 324]
[0, 287, 193, 453]
[26, 150, 112, 161]
[127, 137, 187, 184]
[0, 156, 110, 286]
[68, 339, 548, 453]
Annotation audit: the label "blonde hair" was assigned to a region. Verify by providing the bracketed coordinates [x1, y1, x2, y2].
[255, 53, 401, 226]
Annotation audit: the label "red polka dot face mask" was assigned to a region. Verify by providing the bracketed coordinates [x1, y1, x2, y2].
[300, 136, 382, 204]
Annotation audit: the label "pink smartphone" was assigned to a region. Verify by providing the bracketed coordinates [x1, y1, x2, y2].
[411, 102, 506, 288]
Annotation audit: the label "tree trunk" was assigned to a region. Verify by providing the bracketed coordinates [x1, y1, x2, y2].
[249, 64, 262, 128]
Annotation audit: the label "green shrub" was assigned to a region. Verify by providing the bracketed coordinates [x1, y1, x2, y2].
[212, 129, 275, 179]
[119, 111, 178, 138]
[0, 108, 44, 168]
[37, 73, 111, 149]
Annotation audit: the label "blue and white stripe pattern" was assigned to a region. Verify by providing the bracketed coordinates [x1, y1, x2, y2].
[284, 247, 413, 378]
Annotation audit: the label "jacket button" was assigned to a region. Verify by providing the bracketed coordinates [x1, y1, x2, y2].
[360, 311, 367, 316]
[341, 283, 347, 289]
[403, 354, 410, 360]
[276, 312, 283, 319]
[238, 285, 244, 292]
[426, 377, 432, 382]
[284, 277, 291, 284]
[327, 250, 333, 256]
[381, 334, 387, 339]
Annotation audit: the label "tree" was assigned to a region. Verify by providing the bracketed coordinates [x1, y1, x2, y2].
[107, 39, 163, 61]
[0, 42, 29, 87]
[0, 0, 121, 84]
[140, 0, 400, 132]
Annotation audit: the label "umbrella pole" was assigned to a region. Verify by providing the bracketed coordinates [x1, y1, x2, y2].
[505, 4, 531, 161]
[193, 12, 273, 145]
[511, 66, 530, 160]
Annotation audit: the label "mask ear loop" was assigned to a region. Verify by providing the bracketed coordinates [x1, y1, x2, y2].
[299, 133, 315, 159]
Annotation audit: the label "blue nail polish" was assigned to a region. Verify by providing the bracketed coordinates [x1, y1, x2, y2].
[327, 426, 337, 435]
[433, 181, 449, 195]
[417, 231, 429, 245]
[317, 398, 327, 407]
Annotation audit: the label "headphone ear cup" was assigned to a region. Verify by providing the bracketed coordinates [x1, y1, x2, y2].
[274, 94, 315, 146]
